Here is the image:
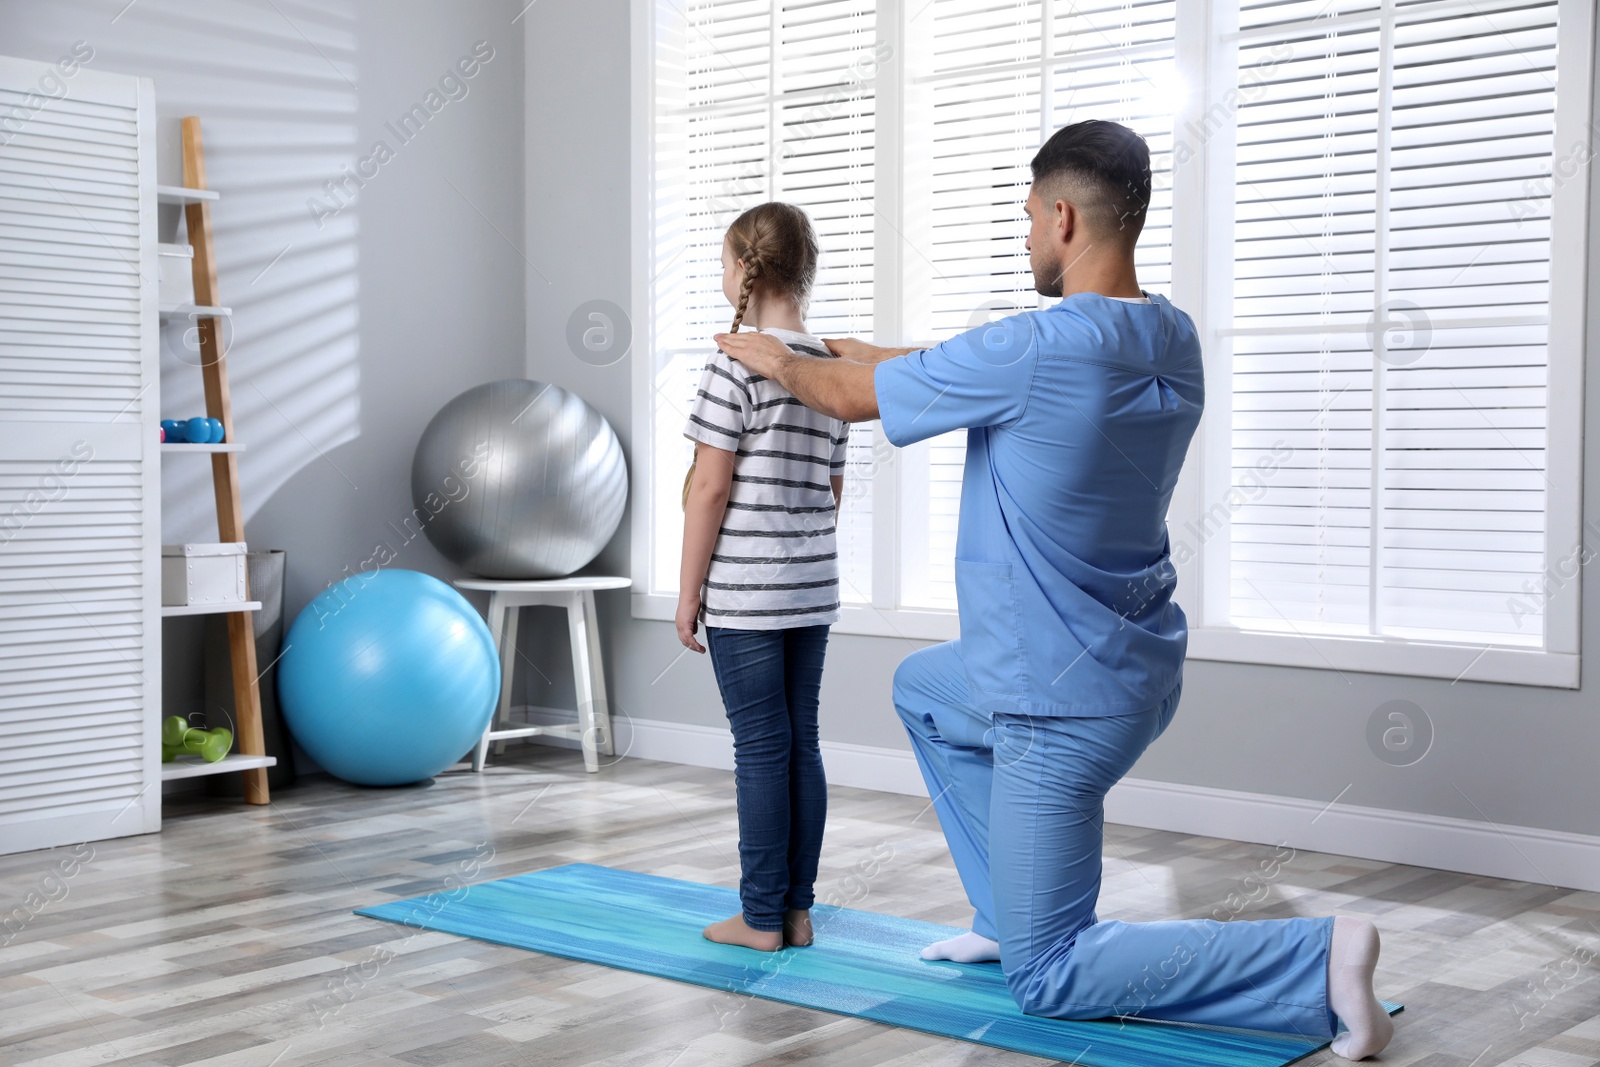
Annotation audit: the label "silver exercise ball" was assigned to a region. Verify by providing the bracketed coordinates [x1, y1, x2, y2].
[411, 379, 627, 579]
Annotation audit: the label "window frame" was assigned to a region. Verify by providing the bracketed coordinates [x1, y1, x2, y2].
[630, 0, 1590, 685]
[1177, 0, 1591, 688]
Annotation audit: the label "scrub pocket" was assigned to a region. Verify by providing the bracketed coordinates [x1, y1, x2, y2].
[953, 558, 1026, 697]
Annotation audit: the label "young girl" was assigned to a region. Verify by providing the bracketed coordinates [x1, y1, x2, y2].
[676, 202, 848, 952]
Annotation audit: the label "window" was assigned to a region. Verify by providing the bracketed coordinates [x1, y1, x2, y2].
[896, 0, 1178, 607]
[1185, 0, 1589, 685]
[633, 0, 1591, 684]
[646, 0, 880, 608]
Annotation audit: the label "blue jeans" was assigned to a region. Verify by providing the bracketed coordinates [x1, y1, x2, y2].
[895, 640, 1337, 1039]
[705, 625, 830, 931]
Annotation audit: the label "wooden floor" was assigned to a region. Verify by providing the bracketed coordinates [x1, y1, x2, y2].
[3, 745, 1598, 1067]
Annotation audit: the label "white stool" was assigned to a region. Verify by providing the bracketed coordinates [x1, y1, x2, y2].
[454, 576, 629, 773]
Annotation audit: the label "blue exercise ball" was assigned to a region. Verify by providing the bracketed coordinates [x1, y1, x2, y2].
[278, 569, 499, 786]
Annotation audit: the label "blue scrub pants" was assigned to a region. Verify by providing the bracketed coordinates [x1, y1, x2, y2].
[894, 640, 1337, 1039]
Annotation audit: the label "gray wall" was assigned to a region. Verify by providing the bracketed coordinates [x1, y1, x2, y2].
[10, 0, 1585, 834]
[0, 0, 526, 738]
[522, 0, 1600, 837]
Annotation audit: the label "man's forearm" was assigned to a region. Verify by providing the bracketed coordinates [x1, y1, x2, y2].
[829, 341, 921, 365]
[851, 350, 915, 371]
[774, 353, 880, 422]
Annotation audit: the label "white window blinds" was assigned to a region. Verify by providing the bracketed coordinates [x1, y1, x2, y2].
[650, 0, 879, 601]
[1222, 0, 1560, 646]
[641, 0, 1588, 677]
[898, 0, 1178, 608]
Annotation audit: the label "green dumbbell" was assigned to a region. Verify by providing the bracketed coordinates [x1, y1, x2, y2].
[163, 715, 190, 747]
[185, 726, 233, 763]
[161, 715, 234, 763]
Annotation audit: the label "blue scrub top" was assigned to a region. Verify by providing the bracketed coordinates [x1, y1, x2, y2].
[875, 293, 1204, 715]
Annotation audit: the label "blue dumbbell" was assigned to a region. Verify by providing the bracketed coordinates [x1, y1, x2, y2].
[205, 417, 225, 443]
[161, 419, 186, 443]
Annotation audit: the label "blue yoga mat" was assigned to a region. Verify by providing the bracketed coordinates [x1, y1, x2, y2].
[356, 863, 1400, 1067]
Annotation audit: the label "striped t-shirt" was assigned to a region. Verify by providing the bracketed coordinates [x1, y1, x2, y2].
[684, 327, 849, 630]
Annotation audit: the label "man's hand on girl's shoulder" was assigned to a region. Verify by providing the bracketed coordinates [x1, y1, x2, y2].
[714, 331, 792, 379]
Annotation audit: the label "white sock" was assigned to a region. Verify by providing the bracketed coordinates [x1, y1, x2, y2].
[921, 930, 1001, 963]
[1327, 917, 1393, 1060]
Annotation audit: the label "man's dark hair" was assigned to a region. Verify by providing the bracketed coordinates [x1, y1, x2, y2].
[1029, 120, 1151, 246]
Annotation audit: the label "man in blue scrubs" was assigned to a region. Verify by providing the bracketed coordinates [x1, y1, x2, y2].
[715, 120, 1392, 1060]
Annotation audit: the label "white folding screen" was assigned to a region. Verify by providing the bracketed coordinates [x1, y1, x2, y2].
[0, 57, 160, 854]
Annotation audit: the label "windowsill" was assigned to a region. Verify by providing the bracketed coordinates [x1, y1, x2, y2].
[631, 592, 1578, 688]
[1186, 628, 1578, 689]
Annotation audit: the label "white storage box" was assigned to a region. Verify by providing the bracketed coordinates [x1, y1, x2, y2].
[162, 542, 248, 607]
[157, 242, 195, 308]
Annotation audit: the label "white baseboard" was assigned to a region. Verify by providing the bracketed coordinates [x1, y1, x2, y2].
[512, 706, 1600, 893]
[1102, 777, 1600, 894]
[513, 704, 930, 796]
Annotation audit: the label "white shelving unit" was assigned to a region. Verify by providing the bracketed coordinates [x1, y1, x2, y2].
[160, 600, 262, 618]
[159, 303, 231, 322]
[162, 753, 276, 782]
[156, 184, 218, 204]
[151, 117, 275, 800]
[161, 442, 246, 453]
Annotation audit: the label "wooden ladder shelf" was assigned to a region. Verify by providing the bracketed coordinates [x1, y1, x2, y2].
[182, 116, 270, 805]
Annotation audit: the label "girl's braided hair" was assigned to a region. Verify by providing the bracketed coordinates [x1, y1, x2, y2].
[725, 202, 819, 332]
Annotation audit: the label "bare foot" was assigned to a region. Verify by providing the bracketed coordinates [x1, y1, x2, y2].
[703, 913, 782, 951]
[785, 909, 813, 947]
[1327, 917, 1393, 1060]
[920, 931, 1001, 963]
